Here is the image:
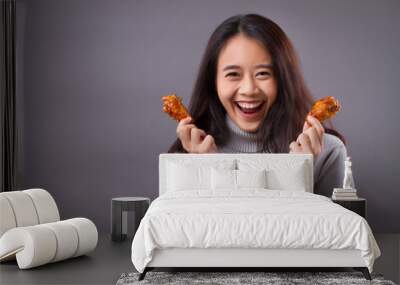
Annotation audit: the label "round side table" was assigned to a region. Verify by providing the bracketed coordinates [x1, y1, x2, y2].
[111, 197, 150, 242]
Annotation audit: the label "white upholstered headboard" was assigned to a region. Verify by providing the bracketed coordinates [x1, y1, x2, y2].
[159, 153, 313, 195]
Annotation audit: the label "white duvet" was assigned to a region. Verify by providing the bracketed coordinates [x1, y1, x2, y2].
[131, 190, 380, 273]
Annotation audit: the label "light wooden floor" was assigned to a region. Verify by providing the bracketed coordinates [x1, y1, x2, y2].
[0, 233, 398, 285]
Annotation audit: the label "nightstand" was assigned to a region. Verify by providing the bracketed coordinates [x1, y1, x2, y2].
[331, 198, 366, 218]
[111, 197, 150, 242]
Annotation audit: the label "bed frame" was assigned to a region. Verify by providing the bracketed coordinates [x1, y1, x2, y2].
[138, 154, 372, 281]
[140, 248, 370, 280]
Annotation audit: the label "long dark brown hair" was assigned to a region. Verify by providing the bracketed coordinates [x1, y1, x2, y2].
[168, 14, 344, 153]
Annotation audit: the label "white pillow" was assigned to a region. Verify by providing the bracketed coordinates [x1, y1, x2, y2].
[267, 164, 307, 191]
[238, 159, 310, 192]
[167, 160, 235, 192]
[211, 168, 236, 190]
[237, 169, 267, 189]
[211, 168, 267, 190]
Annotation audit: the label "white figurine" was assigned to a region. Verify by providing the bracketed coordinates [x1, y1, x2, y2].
[343, 156, 356, 189]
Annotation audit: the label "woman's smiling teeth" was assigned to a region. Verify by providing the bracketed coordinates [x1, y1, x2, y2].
[235, 101, 265, 114]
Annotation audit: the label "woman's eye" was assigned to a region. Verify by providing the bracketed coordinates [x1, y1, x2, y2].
[256, 71, 271, 77]
[225, 72, 240, 78]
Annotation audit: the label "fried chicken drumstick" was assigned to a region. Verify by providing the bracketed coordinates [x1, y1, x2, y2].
[308, 96, 341, 122]
[162, 94, 190, 121]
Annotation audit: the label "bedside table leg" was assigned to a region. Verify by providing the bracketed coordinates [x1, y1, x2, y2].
[111, 201, 123, 241]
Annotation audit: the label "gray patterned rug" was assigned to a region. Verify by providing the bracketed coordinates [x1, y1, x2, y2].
[116, 271, 396, 285]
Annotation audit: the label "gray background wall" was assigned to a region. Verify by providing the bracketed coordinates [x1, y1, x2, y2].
[16, 0, 400, 233]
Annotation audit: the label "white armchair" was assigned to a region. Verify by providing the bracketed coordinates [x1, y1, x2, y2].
[0, 188, 98, 269]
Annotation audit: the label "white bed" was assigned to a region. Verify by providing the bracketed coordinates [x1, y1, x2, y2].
[131, 154, 380, 280]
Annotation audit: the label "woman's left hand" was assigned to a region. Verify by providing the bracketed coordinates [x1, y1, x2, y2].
[289, 115, 325, 157]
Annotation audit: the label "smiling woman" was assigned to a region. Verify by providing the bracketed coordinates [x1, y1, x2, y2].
[168, 14, 347, 196]
[215, 34, 277, 133]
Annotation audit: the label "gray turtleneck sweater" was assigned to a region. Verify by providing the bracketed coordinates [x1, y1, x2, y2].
[218, 116, 347, 197]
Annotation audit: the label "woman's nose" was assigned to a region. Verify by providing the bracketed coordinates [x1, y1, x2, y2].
[238, 75, 259, 96]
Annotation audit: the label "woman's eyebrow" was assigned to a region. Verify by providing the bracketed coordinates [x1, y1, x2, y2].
[222, 65, 240, 71]
[254, 64, 273, 69]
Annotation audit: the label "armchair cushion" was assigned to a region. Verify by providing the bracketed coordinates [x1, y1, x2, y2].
[0, 218, 97, 269]
[0, 189, 97, 269]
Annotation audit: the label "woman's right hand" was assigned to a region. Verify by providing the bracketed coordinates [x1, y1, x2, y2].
[176, 117, 218, 153]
